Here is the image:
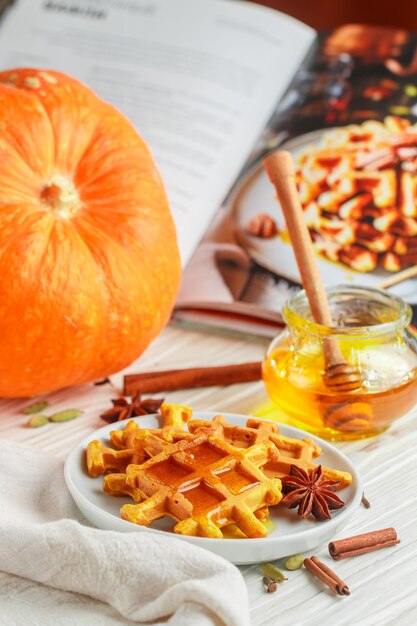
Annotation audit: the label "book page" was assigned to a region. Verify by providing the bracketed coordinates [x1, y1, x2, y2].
[0, 0, 315, 266]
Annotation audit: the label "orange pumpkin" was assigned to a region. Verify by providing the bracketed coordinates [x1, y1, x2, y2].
[0, 68, 181, 397]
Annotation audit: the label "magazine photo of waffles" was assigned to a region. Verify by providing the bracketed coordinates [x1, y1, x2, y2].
[233, 117, 417, 297]
[233, 26, 417, 302]
[177, 25, 417, 336]
[65, 404, 361, 564]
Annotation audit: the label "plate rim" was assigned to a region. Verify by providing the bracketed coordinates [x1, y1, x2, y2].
[64, 411, 362, 547]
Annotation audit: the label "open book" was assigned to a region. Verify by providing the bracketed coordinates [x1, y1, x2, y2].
[0, 0, 416, 337]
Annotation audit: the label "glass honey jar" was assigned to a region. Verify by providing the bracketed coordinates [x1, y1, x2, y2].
[262, 285, 417, 441]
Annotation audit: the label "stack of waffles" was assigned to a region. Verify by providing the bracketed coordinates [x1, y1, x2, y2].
[86, 404, 352, 539]
[293, 116, 417, 272]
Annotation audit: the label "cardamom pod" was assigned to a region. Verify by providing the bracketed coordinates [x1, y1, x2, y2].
[284, 554, 304, 571]
[260, 563, 287, 582]
[27, 414, 49, 428]
[49, 409, 83, 423]
[23, 401, 49, 415]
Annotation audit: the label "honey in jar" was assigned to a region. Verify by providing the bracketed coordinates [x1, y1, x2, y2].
[262, 285, 417, 440]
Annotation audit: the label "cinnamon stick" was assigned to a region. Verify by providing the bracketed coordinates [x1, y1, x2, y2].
[328, 527, 400, 560]
[123, 362, 262, 396]
[303, 556, 350, 596]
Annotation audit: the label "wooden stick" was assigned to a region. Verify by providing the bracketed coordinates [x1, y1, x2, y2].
[263, 151, 361, 392]
[379, 264, 417, 289]
[303, 556, 350, 596]
[123, 362, 262, 396]
[263, 151, 334, 327]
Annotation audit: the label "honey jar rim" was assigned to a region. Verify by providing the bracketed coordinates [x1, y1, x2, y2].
[283, 284, 412, 338]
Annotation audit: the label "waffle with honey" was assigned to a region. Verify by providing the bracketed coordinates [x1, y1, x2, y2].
[86, 413, 352, 537]
[86, 403, 193, 477]
[188, 416, 352, 487]
[119, 434, 282, 538]
[293, 116, 417, 272]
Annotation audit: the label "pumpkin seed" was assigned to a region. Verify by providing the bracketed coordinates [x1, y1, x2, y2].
[23, 401, 49, 414]
[27, 414, 49, 428]
[49, 409, 83, 423]
[260, 563, 287, 582]
[284, 554, 304, 570]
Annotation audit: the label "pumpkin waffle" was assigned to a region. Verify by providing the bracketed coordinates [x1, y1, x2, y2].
[103, 471, 144, 502]
[87, 438, 149, 478]
[120, 434, 282, 538]
[188, 416, 352, 488]
[189, 415, 320, 453]
[103, 431, 181, 500]
[86, 403, 193, 477]
[110, 403, 192, 449]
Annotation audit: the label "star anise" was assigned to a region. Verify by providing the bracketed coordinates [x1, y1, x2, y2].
[281, 465, 345, 521]
[100, 394, 164, 423]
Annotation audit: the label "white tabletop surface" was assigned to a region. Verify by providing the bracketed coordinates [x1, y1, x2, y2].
[1, 324, 416, 626]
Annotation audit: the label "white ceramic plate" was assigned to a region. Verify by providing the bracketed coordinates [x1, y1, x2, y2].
[65, 412, 362, 565]
[231, 129, 417, 303]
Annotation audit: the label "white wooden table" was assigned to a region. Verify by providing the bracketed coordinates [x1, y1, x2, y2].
[1, 325, 416, 626]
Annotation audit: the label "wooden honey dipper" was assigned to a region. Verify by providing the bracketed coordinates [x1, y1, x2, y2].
[263, 150, 362, 393]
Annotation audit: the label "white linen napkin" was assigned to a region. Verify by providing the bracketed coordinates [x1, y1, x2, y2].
[0, 439, 250, 626]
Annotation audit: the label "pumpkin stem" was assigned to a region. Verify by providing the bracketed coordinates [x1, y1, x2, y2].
[41, 174, 81, 218]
